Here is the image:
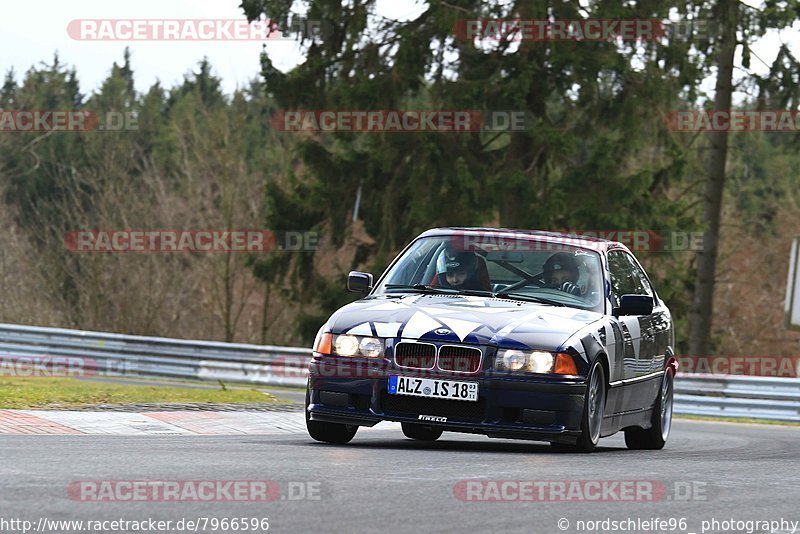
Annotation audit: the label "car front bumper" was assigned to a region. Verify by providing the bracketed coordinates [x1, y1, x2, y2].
[307, 357, 587, 444]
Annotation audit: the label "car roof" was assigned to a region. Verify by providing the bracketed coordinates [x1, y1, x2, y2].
[416, 227, 632, 254]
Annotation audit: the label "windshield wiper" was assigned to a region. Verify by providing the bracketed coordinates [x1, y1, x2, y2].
[492, 292, 566, 306]
[383, 285, 566, 306]
[384, 284, 458, 294]
[383, 285, 494, 298]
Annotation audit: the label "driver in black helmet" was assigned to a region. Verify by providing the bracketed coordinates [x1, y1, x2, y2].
[436, 249, 487, 291]
[543, 251, 583, 296]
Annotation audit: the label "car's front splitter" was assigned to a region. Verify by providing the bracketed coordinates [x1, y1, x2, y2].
[307, 364, 587, 444]
[307, 404, 582, 444]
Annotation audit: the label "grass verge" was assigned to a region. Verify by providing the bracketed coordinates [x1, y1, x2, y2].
[675, 414, 800, 427]
[0, 377, 277, 409]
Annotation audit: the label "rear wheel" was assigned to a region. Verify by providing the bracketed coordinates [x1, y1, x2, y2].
[401, 423, 443, 441]
[305, 388, 358, 444]
[550, 360, 606, 453]
[625, 370, 674, 450]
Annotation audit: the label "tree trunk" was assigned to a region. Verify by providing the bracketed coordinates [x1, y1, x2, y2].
[688, 0, 739, 356]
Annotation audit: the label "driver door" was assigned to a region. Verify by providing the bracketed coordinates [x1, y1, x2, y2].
[607, 249, 656, 405]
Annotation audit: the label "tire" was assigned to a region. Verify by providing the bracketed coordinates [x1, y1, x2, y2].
[401, 423, 443, 441]
[625, 369, 674, 450]
[550, 360, 606, 453]
[305, 387, 358, 444]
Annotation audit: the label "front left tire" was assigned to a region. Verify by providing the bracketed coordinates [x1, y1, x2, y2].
[305, 387, 358, 444]
[624, 369, 674, 450]
[551, 360, 606, 453]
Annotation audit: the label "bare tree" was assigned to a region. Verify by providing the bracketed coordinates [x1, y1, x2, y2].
[688, 0, 739, 356]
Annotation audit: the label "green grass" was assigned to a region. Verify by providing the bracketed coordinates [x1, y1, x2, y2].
[675, 414, 800, 427]
[0, 377, 278, 409]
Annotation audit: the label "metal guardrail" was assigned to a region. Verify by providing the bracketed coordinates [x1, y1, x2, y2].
[675, 374, 800, 422]
[0, 322, 310, 388]
[1, 322, 798, 421]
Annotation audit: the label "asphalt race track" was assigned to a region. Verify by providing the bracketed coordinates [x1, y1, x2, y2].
[1, 418, 799, 534]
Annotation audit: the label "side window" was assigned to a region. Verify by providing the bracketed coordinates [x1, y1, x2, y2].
[384, 240, 441, 286]
[607, 250, 653, 301]
[624, 254, 654, 298]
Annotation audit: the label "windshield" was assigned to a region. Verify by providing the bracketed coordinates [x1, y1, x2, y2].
[374, 234, 605, 312]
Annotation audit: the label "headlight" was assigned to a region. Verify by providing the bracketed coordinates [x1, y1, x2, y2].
[528, 351, 554, 373]
[495, 349, 577, 375]
[359, 337, 383, 357]
[331, 334, 385, 358]
[497, 349, 526, 371]
[334, 335, 360, 356]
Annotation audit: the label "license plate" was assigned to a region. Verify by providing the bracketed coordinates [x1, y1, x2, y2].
[388, 376, 478, 402]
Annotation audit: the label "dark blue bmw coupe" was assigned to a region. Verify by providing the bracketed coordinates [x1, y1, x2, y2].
[306, 228, 677, 452]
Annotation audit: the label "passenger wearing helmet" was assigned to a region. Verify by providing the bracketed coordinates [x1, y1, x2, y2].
[543, 252, 583, 296]
[436, 249, 487, 291]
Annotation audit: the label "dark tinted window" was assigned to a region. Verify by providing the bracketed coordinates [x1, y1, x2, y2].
[607, 250, 653, 301]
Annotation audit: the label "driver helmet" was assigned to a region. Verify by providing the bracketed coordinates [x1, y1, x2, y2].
[437, 249, 478, 277]
[543, 251, 579, 286]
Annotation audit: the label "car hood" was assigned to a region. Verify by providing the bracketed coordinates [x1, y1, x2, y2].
[325, 293, 603, 351]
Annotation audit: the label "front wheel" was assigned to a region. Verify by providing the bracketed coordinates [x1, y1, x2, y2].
[401, 423, 443, 441]
[305, 388, 358, 444]
[625, 370, 674, 450]
[551, 360, 606, 453]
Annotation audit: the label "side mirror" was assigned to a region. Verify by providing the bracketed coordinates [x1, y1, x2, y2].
[616, 294, 654, 316]
[347, 271, 373, 294]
